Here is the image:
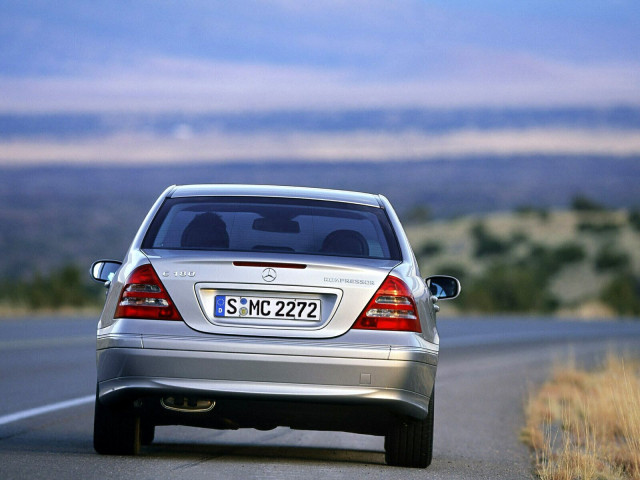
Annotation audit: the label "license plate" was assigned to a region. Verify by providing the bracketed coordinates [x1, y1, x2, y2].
[214, 295, 321, 321]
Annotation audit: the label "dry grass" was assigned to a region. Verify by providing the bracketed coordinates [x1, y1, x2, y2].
[522, 354, 640, 480]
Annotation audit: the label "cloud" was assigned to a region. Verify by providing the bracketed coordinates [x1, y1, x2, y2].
[1, 53, 639, 113]
[1, 1, 639, 112]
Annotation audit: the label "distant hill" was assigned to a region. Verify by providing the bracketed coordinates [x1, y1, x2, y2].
[407, 208, 640, 317]
[1, 155, 639, 278]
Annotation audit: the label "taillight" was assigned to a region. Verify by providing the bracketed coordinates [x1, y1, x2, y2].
[352, 275, 421, 332]
[115, 264, 182, 321]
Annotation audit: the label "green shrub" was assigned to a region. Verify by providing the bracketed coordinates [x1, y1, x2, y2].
[0, 264, 102, 310]
[553, 242, 586, 264]
[594, 245, 631, 272]
[629, 209, 640, 231]
[519, 245, 558, 279]
[577, 221, 621, 234]
[492, 242, 586, 301]
[432, 263, 468, 284]
[571, 195, 607, 212]
[510, 231, 529, 246]
[419, 240, 443, 257]
[600, 273, 640, 316]
[517, 243, 583, 281]
[460, 264, 557, 313]
[471, 222, 510, 258]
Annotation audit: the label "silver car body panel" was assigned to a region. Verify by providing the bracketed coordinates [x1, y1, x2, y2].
[95, 185, 441, 431]
[97, 319, 437, 419]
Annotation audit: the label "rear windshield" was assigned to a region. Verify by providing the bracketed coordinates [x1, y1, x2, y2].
[142, 196, 401, 260]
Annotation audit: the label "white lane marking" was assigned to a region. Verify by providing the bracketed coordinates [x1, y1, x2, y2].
[0, 395, 94, 426]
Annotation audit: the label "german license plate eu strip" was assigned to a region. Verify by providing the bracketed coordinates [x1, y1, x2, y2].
[214, 295, 321, 321]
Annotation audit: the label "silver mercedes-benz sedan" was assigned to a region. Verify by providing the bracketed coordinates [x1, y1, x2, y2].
[90, 184, 460, 468]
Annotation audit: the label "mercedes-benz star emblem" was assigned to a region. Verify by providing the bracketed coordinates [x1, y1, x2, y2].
[262, 268, 277, 282]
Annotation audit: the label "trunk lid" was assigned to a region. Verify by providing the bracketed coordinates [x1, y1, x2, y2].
[145, 250, 399, 338]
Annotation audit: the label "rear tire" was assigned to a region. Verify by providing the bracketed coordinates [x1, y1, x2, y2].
[93, 388, 141, 455]
[385, 389, 434, 468]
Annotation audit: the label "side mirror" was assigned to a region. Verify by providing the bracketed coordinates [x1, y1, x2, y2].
[426, 275, 461, 300]
[90, 260, 122, 284]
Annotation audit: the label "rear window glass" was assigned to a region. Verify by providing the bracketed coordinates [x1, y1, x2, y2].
[142, 196, 401, 260]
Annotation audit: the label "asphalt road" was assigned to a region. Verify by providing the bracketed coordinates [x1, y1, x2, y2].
[2, 315, 640, 480]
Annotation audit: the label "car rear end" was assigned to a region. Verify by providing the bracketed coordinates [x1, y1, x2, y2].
[94, 185, 440, 466]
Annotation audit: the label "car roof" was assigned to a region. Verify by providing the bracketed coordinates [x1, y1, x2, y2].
[168, 184, 383, 207]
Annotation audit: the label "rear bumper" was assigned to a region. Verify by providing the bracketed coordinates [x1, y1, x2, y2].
[96, 320, 438, 429]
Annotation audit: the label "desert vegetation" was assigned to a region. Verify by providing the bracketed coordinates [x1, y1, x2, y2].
[0, 265, 102, 314]
[407, 198, 640, 317]
[521, 355, 640, 479]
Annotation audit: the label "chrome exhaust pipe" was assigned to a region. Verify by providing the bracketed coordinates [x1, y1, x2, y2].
[161, 396, 215, 413]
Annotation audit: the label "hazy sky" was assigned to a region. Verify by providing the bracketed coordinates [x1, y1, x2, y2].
[1, 0, 639, 112]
